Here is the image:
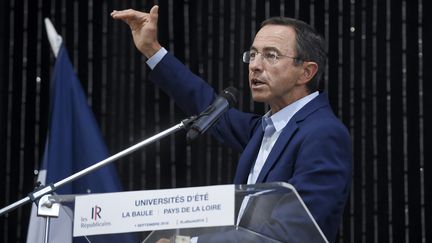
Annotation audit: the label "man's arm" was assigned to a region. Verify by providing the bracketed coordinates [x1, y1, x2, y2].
[112, 6, 260, 151]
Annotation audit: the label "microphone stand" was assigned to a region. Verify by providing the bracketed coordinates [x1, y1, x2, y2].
[0, 116, 197, 216]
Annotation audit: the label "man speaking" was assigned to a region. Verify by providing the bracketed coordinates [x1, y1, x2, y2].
[112, 5, 352, 243]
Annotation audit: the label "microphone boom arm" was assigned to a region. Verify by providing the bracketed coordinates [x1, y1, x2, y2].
[0, 116, 197, 216]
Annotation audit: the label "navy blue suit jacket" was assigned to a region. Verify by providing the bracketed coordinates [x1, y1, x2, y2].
[149, 53, 352, 242]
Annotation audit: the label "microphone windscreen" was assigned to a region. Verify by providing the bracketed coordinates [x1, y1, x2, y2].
[221, 87, 238, 108]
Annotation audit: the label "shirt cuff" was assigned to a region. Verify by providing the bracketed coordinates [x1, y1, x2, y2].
[146, 47, 168, 70]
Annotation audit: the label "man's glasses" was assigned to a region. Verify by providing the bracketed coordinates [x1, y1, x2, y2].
[242, 50, 300, 65]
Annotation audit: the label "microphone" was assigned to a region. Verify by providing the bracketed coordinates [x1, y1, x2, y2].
[186, 87, 238, 142]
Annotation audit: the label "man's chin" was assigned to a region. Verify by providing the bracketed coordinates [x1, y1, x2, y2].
[250, 94, 267, 103]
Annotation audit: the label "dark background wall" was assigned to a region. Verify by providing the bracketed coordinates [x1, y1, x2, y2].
[1, 0, 431, 242]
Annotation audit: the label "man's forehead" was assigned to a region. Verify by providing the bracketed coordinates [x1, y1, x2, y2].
[252, 25, 296, 51]
[255, 24, 295, 38]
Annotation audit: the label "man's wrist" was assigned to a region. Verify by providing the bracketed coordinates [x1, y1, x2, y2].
[142, 43, 162, 58]
[146, 47, 168, 69]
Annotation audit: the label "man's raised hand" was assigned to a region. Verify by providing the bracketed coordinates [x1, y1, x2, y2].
[111, 5, 161, 58]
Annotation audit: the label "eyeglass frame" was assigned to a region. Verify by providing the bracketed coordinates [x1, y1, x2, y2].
[242, 49, 302, 65]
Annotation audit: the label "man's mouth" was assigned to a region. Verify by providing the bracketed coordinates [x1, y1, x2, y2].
[251, 78, 266, 87]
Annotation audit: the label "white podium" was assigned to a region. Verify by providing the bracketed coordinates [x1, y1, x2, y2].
[42, 182, 328, 243]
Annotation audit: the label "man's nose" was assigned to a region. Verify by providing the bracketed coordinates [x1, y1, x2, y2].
[249, 55, 264, 71]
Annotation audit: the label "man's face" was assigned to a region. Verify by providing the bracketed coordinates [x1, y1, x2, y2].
[248, 25, 306, 113]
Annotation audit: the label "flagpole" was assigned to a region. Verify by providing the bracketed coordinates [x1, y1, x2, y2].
[0, 116, 196, 216]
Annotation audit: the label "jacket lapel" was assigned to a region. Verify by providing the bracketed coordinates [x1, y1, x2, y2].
[255, 93, 330, 183]
[233, 126, 264, 184]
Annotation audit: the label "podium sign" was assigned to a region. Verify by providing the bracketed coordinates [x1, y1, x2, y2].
[73, 184, 234, 236]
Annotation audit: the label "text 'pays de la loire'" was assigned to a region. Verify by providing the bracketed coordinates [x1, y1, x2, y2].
[163, 204, 221, 214]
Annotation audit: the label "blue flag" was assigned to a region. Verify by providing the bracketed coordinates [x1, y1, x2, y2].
[27, 44, 137, 243]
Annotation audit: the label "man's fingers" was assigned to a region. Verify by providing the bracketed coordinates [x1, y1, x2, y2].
[149, 5, 159, 24]
[111, 9, 143, 20]
[111, 6, 157, 23]
[110, 9, 131, 19]
[110, 5, 161, 57]
[111, 9, 149, 31]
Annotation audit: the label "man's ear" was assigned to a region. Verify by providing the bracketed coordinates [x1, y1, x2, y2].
[298, 61, 318, 85]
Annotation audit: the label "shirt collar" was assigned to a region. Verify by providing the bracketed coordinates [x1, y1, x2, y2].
[261, 91, 319, 132]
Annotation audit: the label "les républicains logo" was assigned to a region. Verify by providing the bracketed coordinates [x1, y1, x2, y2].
[91, 205, 102, 220]
[80, 205, 111, 229]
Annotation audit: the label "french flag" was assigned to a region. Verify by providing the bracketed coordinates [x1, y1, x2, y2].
[26, 44, 137, 243]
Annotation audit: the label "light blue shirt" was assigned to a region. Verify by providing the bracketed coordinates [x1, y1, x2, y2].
[146, 47, 168, 69]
